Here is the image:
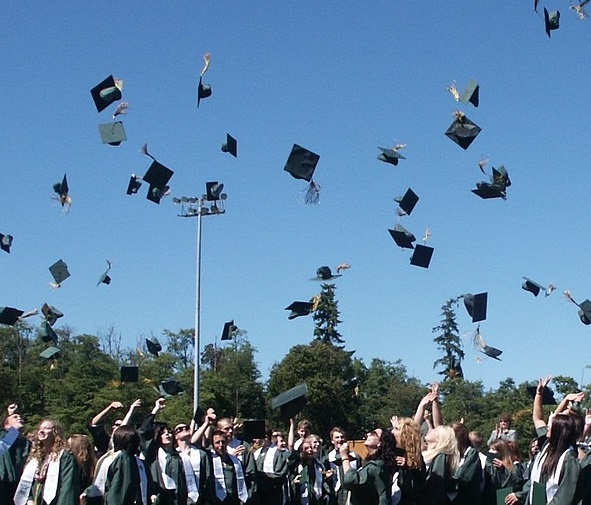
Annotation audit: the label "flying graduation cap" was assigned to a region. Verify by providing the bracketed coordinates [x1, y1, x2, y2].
[445, 111, 481, 150]
[141, 145, 174, 204]
[90, 75, 123, 113]
[120, 366, 139, 383]
[156, 378, 184, 398]
[42, 303, 63, 326]
[472, 326, 502, 361]
[408, 227, 434, 268]
[39, 321, 58, 344]
[49, 259, 70, 288]
[314, 266, 341, 281]
[96, 260, 113, 286]
[570, 1, 590, 19]
[146, 336, 162, 356]
[0, 233, 13, 254]
[564, 290, 591, 325]
[377, 144, 407, 166]
[272, 383, 308, 419]
[389, 224, 416, 249]
[221, 320, 238, 341]
[284, 144, 321, 204]
[395, 188, 419, 216]
[53, 174, 71, 209]
[39, 346, 61, 360]
[285, 301, 315, 320]
[197, 53, 212, 108]
[463, 292, 488, 323]
[0, 307, 24, 326]
[522, 278, 556, 297]
[98, 122, 127, 146]
[126, 174, 142, 195]
[221, 134, 237, 157]
[448, 79, 479, 108]
[472, 165, 511, 200]
[544, 8, 560, 37]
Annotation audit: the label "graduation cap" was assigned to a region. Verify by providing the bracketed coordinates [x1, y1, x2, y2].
[53, 174, 70, 208]
[42, 303, 63, 326]
[49, 259, 70, 287]
[205, 182, 225, 201]
[120, 366, 139, 383]
[39, 321, 58, 344]
[460, 80, 479, 107]
[0, 233, 13, 254]
[96, 261, 113, 286]
[464, 292, 488, 323]
[471, 182, 506, 200]
[578, 299, 591, 325]
[315, 266, 341, 281]
[98, 122, 127, 146]
[271, 383, 308, 419]
[157, 378, 184, 398]
[90, 75, 123, 113]
[544, 8, 560, 37]
[143, 161, 173, 205]
[221, 320, 238, 341]
[0, 307, 24, 326]
[526, 385, 557, 405]
[40, 347, 61, 359]
[395, 188, 419, 216]
[242, 419, 266, 441]
[284, 144, 321, 204]
[377, 146, 406, 166]
[146, 337, 162, 357]
[285, 301, 314, 320]
[197, 76, 212, 108]
[126, 174, 142, 195]
[222, 134, 237, 157]
[410, 244, 434, 268]
[388, 224, 416, 249]
[492, 166, 511, 189]
[522, 278, 545, 297]
[445, 112, 481, 150]
[472, 326, 502, 361]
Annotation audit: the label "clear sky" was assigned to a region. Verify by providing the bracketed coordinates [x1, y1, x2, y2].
[2, 1, 591, 391]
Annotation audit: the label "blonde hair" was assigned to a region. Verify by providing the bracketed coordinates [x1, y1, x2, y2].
[396, 417, 424, 470]
[29, 419, 68, 464]
[422, 425, 459, 473]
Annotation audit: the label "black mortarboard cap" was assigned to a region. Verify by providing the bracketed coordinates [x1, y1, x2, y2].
[272, 383, 308, 419]
[197, 77, 211, 108]
[91, 75, 122, 113]
[471, 182, 506, 200]
[158, 378, 184, 397]
[544, 8, 560, 38]
[316, 266, 341, 280]
[222, 134, 237, 158]
[459, 79, 479, 107]
[481, 345, 503, 360]
[464, 292, 488, 322]
[285, 301, 314, 320]
[388, 224, 416, 249]
[284, 144, 320, 182]
[492, 165, 511, 189]
[42, 303, 63, 326]
[0, 234, 13, 254]
[526, 386, 557, 405]
[578, 299, 591, 325]
[143, 161, 173, 190]
[98, 122, 127, 146]
[53, 174, 69, 206]
[395, 188, 419, 216]
[127, 175, 142, 195]
[49, 259, 70, 286]
[39, 321, 58, 344]
[96, 262, 112, 287]
[0, 307, 24, 326]
[221, 320, 237, 341]
[377, 147, 406, 166]
[205, 182, 224, 201]
[39, 346, 61, 359]
[242, 419, 266, 441]
[522, 278, 545, 297]
[445, 114, 481, 150]
[146, 337, 162, 357]
[410, 244, 434, 268]
[120, 366, 139, 383]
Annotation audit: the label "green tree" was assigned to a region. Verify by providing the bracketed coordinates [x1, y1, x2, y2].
[163, 329, 195, 370]
[313, 283, 344, 345]
[432, 297, 464, 380]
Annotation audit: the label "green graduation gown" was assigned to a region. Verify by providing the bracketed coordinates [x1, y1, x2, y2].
[342, 458, 393, 505]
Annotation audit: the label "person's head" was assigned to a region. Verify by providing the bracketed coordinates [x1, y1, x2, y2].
[469, 431, 483, 452]
[174, 423, 191, 444]
[272, 430, 286, 450]
[529, 437, 540, 458]
[112, 424, 140, 454]
[452, 422, 471, 454]
[216, 417, 235, 441]
[305, 434, 321, 455]
[365, 428, 397, 467]
[4, 413, 24, 431]
[211, 429, 228, 456]
[30, 419, 67, 462]
[392, 417, 423, 470]
[489, 440, 513, 470]
[542, 411, 584, 479]
[330, 427, 346, 449]
[297, 420, 312, 440]
[111, 419, 124, 434]
[68, 434, 97, 480]
[154, 424, 173, 448]
[422, 425, 460, 473]
[498, 414, 512, 429]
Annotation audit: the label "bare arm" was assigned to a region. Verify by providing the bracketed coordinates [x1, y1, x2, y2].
[414, 391, 437, 428]
[191, 407, 216, 446]
[288, 418, 295, 450]
[533, 376, 551, 430]
[121, 399, 141, 426]
[90, 401, 123, 426]
[430, 383, 443, 427]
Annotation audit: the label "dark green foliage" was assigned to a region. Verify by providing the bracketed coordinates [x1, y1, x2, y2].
[313, 283, 344, 345]
[432, 297, 464, 379]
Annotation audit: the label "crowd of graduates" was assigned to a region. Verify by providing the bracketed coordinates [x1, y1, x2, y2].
[1, 375, 591, 505]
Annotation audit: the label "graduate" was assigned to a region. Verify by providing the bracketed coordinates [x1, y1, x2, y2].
[254, 430, 292, 505]
[290, 434, 334, 505]
[327, 427, 362, 505]
[0, 406, 31, 498]
[210, 429, 249, 505]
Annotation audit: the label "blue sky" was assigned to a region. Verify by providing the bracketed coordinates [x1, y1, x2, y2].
[2, 1, 591, 392]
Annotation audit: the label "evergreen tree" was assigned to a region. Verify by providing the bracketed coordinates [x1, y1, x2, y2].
[432, 297, 464, 380]
[313, 283, 344, 345]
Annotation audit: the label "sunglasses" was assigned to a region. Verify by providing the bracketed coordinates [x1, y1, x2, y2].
[174, 425, 189, 434]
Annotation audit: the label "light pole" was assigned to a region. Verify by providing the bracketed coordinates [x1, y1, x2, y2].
[173, 182, 227, 416]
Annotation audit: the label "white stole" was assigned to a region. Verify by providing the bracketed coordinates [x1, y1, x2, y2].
[158, 447, 177, 490]
[212, 452, 248, 504]
[529, 444, 573, 503]
[14, 458, 38, 505]
[263, 446, 278, 475]
[86, 450, 118, 497]
[179, 447, 202, 502]
[43, 453, 62, 505]
[297, 461, 323, 505]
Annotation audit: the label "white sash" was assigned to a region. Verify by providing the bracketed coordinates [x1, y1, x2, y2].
[529, 444, 573, 504]
[212, 452, 248, 504]
[297, 461, 323, 505]
[137, 457, 149, 505]
[43, 451, 63, 504]
[179, 447, 201, 502]
[86, 450, 118, 497]
[14, 458, 38, 505]
[263, 446, 278, 475]
[158, 447, 177, 490]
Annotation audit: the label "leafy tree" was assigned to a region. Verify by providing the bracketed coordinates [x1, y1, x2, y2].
[432, 297, 464, 380]
[552, 375, 579, 397]
[163, 329, 194, 370]
[313, 283, 344, 345]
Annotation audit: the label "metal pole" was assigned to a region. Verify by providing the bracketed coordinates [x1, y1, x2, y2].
[193, 198, 204, 416]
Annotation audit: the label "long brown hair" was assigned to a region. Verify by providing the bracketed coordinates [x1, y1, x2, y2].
[69, 434, 97, 486]
[489, 440, 514, 470]
[29, 419, 68, 463]
[541, 413, 582, 479]
[396, 417, 424, 470]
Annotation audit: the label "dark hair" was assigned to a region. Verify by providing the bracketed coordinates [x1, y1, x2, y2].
[542, 412, 583, 479]
[452, 422, 470, 454]
[367, 429, 398, 468]
[499, 414, 511, 423]
[112, 425, 140, 454]
[154, 424, 172, 447]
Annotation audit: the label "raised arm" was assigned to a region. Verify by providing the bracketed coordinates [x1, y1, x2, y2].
[191, 407, 216, 446]
[533, 375, 551, 430]
[430, 383, 443, 427]
[556, 392, 585, 416]
[287, 418, 295, 450]
[121, 399, 142, 426]
[90, 401, 123, 426]
[414, 390, 437, 428]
